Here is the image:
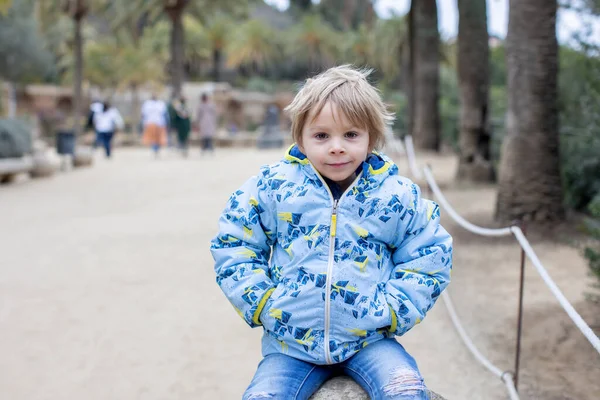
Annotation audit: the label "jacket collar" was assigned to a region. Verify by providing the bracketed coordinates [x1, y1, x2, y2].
[283, 144, 397, 191]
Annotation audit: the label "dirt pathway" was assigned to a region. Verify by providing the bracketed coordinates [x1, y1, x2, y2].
[0, 147, 597, 399]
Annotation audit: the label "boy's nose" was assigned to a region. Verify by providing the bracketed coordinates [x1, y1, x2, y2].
[328, 139, 346, 154]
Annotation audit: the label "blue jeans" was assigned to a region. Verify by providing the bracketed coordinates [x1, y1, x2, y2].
[243, 339, 429, 400]
[97, 131, 114, 158]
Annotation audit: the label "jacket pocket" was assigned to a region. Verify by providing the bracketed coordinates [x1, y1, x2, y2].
[333, 283, 393, 340]
[259, 284, 290, 338]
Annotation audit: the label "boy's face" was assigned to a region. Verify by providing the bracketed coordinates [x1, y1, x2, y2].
[299, 101, 370, 190]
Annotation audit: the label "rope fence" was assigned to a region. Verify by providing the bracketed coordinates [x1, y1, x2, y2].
[402, 135, 600, 398]
[441, 291, 520, 400]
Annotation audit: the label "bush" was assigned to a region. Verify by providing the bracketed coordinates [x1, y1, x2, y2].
[382, 90, 407, 136]
[440, 66, 459, 151]
[559, 45, 600, 210]
[0, 118, 32, 158]
[583, 195, 600, 302]
[245, 77, 277, 94]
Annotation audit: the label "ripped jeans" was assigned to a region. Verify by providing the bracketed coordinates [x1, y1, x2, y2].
[243, 339, 429, 400]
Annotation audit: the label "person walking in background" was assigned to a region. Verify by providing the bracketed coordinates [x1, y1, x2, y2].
[196, 93, 217, 155]
[172, 96, 192, 157]
[141, 94, 169, 158]
[86, 99, 104, 149]
[167, 96, 178, 149]
[92, 101, 124, 158]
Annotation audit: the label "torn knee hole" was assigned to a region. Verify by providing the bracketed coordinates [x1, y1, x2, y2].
[244, 392, 274, 400]
[382, 367, 426, 397]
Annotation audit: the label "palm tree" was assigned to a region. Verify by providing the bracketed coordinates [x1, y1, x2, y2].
[285, 14, 341, 74]
[412, 0, 440, 151]
[205, 14, 232, 82]
[343, 24, 373, 67]
[62, 0, 89, 136]
[182, 14, 210, 79]
[372, 15, 408, 87]
[317, 0, 376, 31]
[495, 0, 564, 222]
[115, 37, 167, 123]
[38, 0, 112, 134]
[456, 0, 494, 182]
[226, 19, 280, 75]
[83, 40, 121, 90]
[113, 0, 247, 97]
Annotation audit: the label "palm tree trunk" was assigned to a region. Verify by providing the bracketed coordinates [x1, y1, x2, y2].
[342, 0, 356, 30]
[413, 0, 440, 151]
[456, 0, 494, 182]
[73, 13, 83, 136]
[212, 48, 221, 82]
[166, 1, 187, 98]
[406, 1, 415, 138]
[495, 0, 563, 223]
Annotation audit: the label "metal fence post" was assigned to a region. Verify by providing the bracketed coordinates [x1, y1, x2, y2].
[514, 220, 527, 390]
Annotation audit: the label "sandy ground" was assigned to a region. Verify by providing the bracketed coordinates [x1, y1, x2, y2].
[0, 147, 598, 400]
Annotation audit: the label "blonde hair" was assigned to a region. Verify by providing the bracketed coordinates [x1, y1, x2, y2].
[284, 65, 394, 151]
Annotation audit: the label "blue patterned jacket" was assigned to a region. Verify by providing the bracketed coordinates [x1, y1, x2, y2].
[211, 145, 452, 365]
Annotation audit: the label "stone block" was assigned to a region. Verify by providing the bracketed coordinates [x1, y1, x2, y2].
[310, 377, 446, 400]
[0, 156, 33, 183]
[73, 146, 93, 167]
[30, 151, 60, 178]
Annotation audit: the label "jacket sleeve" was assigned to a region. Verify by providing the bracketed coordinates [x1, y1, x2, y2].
[210, 173, 277, 328]
[385, 182, 453, 336]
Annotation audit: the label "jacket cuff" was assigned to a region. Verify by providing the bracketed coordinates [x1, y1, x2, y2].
[388, 304, 398, 334]
[252, 287, 276, 326]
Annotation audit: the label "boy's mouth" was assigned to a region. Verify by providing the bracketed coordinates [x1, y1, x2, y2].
[327, 162, 351, 168]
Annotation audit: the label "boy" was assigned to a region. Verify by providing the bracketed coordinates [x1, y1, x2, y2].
[211, 65, 452, 399]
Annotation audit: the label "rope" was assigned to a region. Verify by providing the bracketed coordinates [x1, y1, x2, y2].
[423, 167, 513, 237]
[403, 135, 422, 180]
[442, 291, 520, 400]
[511, 226, 600, 353]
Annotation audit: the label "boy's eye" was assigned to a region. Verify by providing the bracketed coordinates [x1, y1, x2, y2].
[345, 131, 359, 138]
[315, 132, 328, 140]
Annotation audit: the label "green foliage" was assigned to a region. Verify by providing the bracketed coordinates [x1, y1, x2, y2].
[0, 118, 32, 158]
[371, 16, 407, 84]
[440, 66, 460, 151]
[489, 85, 507, 164]
[559, 45, 600, 210]
[226, 19, 281, 71]
[0, 0, 12, 14]
[284, 14, 341, 72]
[583, 195, 600, 302]
[0, 0, 55, 83]
[489, 45, 506, 87]
[317, 0, 375, 31]
[382, 90, 408, 134]
[245, 77, 277, 94]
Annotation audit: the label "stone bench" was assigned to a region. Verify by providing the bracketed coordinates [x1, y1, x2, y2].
[310, 377, 445, 400]
[0, 156, 34, 183]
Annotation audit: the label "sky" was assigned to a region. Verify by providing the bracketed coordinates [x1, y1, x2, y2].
[264, 0, 600, 45]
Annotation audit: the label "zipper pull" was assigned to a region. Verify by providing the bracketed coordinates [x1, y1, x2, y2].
[331, 200, 338, 237]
